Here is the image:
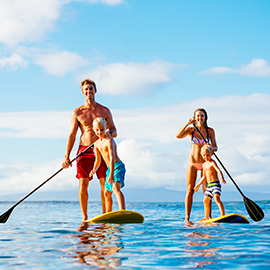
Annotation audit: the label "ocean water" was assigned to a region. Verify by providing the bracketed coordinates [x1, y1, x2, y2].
[0, 200, 270, 269]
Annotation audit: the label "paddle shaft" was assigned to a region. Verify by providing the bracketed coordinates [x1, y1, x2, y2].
[193, 124, 264, 221]
[0, 143, 94, 220]
[193, 124, 245, 197]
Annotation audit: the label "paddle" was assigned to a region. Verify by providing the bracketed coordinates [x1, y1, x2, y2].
[0, 143, 94, 223]
[193, 124, 264, 222]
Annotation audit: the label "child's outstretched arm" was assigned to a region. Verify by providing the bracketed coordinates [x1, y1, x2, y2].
[212, 160, 226, 184]
[194, 175, 206, 192]
[89, 146, 101, 178]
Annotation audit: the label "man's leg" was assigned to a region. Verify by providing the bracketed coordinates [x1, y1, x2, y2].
[79, 178, 90, 221]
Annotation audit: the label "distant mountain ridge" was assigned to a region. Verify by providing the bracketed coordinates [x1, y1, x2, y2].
[0, 187, 269, 202]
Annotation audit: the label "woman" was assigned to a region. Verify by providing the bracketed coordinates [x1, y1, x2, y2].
[176, 108, 217, 222]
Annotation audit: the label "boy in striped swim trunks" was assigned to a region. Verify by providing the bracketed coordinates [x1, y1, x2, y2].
[194, 144, 226, 221]
[90, 117, 126, 213]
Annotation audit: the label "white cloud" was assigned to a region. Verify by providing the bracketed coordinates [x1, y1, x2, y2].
[0, 0, 62, 46]
[0, 111, 71, 138]
[33, 50, 89, 76]
[117, 139, 182, 190]
[201, 59, 270, 77]
[0, 0, 124, 46]
[1, 93, 270, 194]
[80, 60, 183, 95]
[0, 53, 27, 70]
[0, 159, 79, 194]
[239, 59, 270, 76]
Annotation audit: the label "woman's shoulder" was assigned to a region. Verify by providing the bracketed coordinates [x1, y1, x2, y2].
[207, 126, 215, 134]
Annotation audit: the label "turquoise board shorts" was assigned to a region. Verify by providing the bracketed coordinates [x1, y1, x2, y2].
[105, 160, 126, 192]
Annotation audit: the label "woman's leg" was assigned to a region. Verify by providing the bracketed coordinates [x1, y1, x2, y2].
[185, 164, 198, 222]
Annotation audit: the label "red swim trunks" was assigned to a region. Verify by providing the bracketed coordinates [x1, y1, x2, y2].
[76, 145, 107, 180]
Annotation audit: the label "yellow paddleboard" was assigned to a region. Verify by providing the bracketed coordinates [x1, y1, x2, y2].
[87, 210, 144, 224]
[200, 213, 250, 224]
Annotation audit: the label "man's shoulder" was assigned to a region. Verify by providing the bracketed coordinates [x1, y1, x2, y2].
[95, 102, 110, 111]
[72, 104, 86, 115]
[73, 104, 84, 111]
[95, 103, 112, 118]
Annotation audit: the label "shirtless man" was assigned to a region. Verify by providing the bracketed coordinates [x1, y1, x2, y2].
[62, 79, 117, 221]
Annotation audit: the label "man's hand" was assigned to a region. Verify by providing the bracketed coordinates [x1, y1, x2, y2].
[89, 170, 96, 178]
[106, 129, 113, 136]
[62, 157, 71, 169]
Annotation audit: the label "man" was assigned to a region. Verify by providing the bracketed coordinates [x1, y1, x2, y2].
[62, 79, 117, 221]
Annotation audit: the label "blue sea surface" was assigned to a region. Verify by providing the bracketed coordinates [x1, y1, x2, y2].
[0, 200, 270, 269]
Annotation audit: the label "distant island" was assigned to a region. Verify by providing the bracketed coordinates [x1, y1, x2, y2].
[1, 187, 269, 202]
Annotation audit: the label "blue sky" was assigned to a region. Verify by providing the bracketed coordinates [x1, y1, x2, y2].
[0, 0, 270, 198]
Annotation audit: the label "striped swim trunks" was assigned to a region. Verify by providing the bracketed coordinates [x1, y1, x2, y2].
[205, 181, 221, 199]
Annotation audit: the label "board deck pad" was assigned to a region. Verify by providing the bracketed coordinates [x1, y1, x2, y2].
[87, 210, 144, 224]
[200, 213, 250, 224]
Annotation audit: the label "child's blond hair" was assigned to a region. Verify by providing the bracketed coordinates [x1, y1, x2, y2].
[93, 117, 107, 128]
[201, 144, 213, 155]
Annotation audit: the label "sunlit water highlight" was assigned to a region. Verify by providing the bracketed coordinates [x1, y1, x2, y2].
[0, 201, 270, 269]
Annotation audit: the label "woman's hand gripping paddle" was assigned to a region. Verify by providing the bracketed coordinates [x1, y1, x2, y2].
[0, 143, 94, 223]
[193, 124, 264, 222]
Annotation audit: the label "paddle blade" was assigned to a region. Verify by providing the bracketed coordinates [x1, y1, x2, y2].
[0, 208, 14, 223]
[243, 196, 264, 222]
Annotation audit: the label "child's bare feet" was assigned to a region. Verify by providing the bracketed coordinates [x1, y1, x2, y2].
[199, 217, 211, 222]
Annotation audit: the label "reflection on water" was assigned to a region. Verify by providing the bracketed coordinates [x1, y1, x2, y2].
[185, 224, 222, 268]
[66, 222, 124, 268]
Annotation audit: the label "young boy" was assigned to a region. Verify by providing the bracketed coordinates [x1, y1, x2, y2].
[194, 144, 226, 220]
[89, 117, 126, 213]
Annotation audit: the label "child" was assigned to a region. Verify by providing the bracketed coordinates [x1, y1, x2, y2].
[89, 117, 126, 213]
[194, 144, 226, 220]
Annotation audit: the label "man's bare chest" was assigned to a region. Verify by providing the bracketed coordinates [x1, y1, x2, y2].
[77, 110, 107, 126]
